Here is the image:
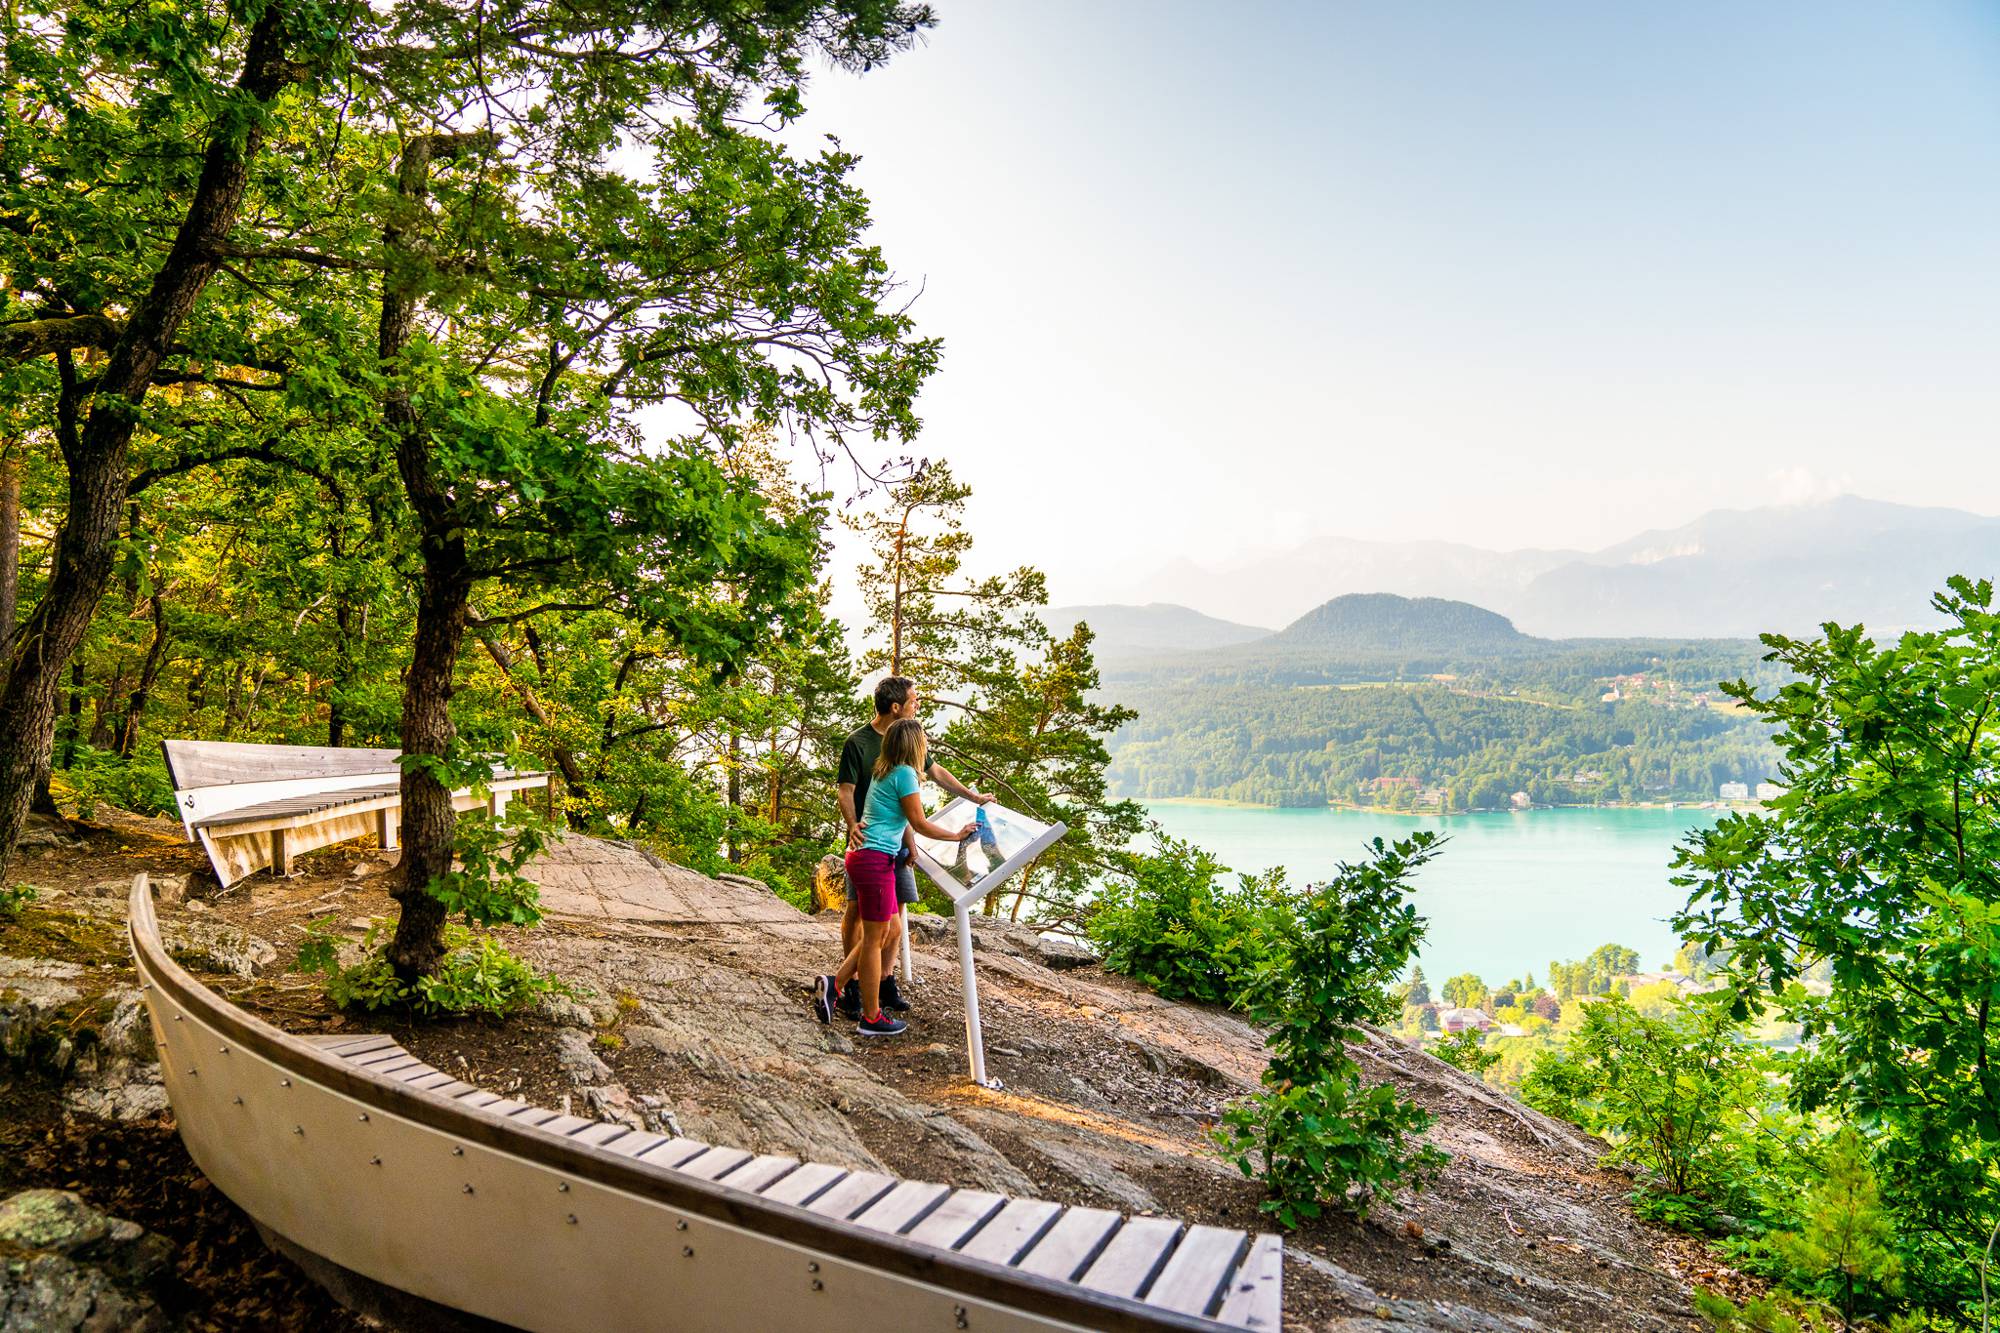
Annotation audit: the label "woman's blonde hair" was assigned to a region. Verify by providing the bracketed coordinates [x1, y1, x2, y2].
[874, 717, 927, 779]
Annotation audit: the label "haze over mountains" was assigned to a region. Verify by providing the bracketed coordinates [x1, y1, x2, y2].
[1099, 496, 2000, 640]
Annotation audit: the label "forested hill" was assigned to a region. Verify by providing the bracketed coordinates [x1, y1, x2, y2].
[1080, 593, 1784, 809]
[1268, 594, 1531, 656]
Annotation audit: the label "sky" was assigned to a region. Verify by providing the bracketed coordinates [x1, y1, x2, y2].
[780, 0, 2000, 607]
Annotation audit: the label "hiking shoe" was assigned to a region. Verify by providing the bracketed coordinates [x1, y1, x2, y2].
[812, 975, 835, 1025]
[836, 980, 861, 1019]
[857, 1012, 908, 1037]
[879, 975, 912, 1014]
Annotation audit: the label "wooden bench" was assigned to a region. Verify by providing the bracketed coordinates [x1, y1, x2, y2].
[306, 1033, 1283, 1327]
[129, 872, 1282, 1330]
[161, 740, 551, 887]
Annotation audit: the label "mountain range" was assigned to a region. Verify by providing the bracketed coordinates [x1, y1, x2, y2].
[1097, 495, 2000, 640]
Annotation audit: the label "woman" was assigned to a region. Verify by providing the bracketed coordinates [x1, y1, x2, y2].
[815, 719, 973, 1036]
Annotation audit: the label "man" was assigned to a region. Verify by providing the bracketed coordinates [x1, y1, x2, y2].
[834, 675, 990, 1016]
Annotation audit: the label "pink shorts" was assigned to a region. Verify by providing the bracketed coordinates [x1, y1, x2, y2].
[843, 849, 898, 923]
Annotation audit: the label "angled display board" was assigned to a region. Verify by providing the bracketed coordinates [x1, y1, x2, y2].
[910, 798, 1067, 1087]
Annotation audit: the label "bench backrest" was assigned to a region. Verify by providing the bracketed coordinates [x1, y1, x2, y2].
[161, 740, 402, 838]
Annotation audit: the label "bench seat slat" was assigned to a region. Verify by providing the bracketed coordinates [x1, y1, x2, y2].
[1079, 1216, 1182, 1300]
[906, 1189, 1007, 1251]
[600, 1131, 669, 1159]
[311, 1034, 397, 1057]
[804, 1170, 897, 1221]
[634, 1138, 710, 1169]
[955, 1198, 1063, 1266]
[719, 1155, 800, 1194]
[350, 1049, 413, 1069]
[758, 1161, 847, 1207]
[676, 1147, 754, 1181]
[1014, 1207, 1122, 1283]
[508, 1107, 564, 1128]
[853, 1180, 951, 1236]
[1215, 1232, 1284, 1330]
[568, 1122, 632, 1148]
[1146, 1225, 1248, 1317]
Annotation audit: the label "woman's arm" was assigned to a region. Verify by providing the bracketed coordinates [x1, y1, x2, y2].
[901, 791, 974, 844]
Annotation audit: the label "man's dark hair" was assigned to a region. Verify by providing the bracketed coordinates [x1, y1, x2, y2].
[873, 675, 915, 716]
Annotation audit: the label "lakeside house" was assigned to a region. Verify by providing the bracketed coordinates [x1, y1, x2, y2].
[1438, 1007, 1496, 1034]
[1719, 781, 1750, 800]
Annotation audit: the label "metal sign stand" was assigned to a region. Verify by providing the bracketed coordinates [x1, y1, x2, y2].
[911, 799, 1067, 1089]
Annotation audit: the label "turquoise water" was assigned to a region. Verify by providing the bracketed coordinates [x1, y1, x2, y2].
[1143, 803, 1721, 987]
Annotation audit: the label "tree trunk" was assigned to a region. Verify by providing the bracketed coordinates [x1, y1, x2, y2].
[473, 626, 585, 800]
[726, 728, 741, 863]
[377, 131, 491, 980]
[0, 6, 293, 884]
[0, 454, 19, 656]
[114, 591, 170, 758]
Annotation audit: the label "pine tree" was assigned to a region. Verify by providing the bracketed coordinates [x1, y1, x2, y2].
[1403, 965, 1432, 1006]
[1774, 1130, 1900, 1326]
[850, 465, 1139, 925]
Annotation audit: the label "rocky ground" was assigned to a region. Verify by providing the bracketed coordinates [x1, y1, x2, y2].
[0, 807, 1766, 1330]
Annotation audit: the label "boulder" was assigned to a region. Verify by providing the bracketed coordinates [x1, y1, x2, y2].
[532, 991, 595, 1030]
[15, 813, 80, 851]
[162, 921, 278, 978]
[0, 1190, 171, 1332]
[552, 1029, 612, 1086]
[811, 854, 846, 914]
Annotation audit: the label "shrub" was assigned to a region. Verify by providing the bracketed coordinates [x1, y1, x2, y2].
[1534, 994, 1762, 1203]
[0, 884, 35, 918]
[1433, 1028, 1501, 1077]
[301, 921, 575, 1019]
[1088, 833, 1294, 1008]
[1215, 833, 1448, 1226]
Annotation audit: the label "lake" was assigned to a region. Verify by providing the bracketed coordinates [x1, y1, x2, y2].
[1143, 802, 1721, 986]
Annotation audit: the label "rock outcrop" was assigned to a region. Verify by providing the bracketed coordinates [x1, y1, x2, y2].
[0, 1190, 172, 1331]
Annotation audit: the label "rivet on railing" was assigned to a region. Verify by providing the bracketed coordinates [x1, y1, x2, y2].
[810, 1279, 823, 1292]
[463, 1184, 475, 1195]
[187, 1067, 197, 1076]
[675, 1220, 688, 1231]
[954, 1306, 969, 1330]
[232, 1097, 243, 1106]
[370, 1157, 382, 1166]
[173, 1014, 182, 1022]
[806, 1263, 819, 1274]
[681, 1246, 694, 1258]
[452, 1146, 464, 1156]
[557, 1182, 570, 1193]
[566, 1214, 578, 1225]
[218, 1046, 228, 1054]
[358, 1113, 369, 1122]
[293, 1126, 304, 1136]
[279, 1078, 291, 1087]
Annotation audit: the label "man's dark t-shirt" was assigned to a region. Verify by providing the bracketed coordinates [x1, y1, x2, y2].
[838, 722, 935, 827]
